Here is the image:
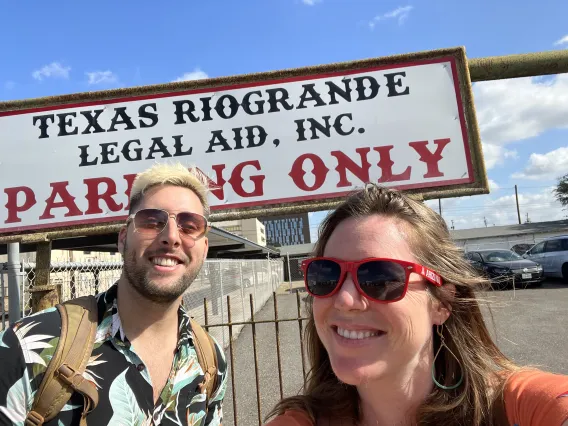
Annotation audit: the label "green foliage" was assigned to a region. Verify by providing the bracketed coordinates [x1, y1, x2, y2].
[554, 173, 568, 207]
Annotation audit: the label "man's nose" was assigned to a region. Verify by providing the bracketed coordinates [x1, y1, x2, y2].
[160, 217, 182, 247]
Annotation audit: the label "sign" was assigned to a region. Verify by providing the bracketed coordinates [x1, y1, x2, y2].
[0, 47, 486, 237]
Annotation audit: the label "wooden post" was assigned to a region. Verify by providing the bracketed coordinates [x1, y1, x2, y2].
[29, 241, 60, 313]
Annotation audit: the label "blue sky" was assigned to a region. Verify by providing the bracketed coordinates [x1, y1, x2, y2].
[1, 0, 568, 241]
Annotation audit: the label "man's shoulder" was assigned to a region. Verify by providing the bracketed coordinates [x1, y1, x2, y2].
[10, 306, 63, 341]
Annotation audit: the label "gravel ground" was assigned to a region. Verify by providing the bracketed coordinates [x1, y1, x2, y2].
[221, 279, 568, 426]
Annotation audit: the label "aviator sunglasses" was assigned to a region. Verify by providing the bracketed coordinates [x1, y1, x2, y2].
[127, 208, 210, 241]
[301, 257, 443, 303]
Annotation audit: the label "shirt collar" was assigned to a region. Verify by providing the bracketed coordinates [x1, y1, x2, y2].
[96, 283, 192, 350]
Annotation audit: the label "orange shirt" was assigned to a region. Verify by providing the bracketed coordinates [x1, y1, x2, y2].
[264, 370, 568, 426]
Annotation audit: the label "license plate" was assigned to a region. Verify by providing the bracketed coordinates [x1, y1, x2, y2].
[522, 273, 532, 279]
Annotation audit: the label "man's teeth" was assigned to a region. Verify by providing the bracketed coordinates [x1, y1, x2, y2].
[336, 327, 380, 340]
[152, 257, 178, 267]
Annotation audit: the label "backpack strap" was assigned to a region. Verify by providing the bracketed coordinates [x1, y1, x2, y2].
[189, 318, 219, 406]
[26, 296, 99, 426]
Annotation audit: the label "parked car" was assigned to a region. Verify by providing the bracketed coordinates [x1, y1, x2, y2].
[522, 235, 568, 282]
[464, 249, 544, 289]
[510, 243, 533, 255]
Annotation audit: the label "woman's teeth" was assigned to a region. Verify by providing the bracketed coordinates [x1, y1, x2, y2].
[336, 327, 381, 340]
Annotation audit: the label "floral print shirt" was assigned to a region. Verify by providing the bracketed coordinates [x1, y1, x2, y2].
[0, 283, 228, 425]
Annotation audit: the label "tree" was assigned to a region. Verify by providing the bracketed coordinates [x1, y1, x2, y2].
[554, 173, 568, 207]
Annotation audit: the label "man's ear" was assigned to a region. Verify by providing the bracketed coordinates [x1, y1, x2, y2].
[117, 226, 128, 255]
[202, 237, 209, 261]
[433, 283, 455, 326]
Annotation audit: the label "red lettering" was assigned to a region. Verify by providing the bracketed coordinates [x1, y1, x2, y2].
[228, 161, 265, 197]
[4, 187, 36, 224]
[39, 182, 83, 220]
[331, 148, 371, 188]
[408, 138, 451, 178]
[197, 165, 227, 201]
[289, 153, 329, 191]
[373, 146, 411, 183]
[123, 173, 137, 210]
[84, 177, 124, 215]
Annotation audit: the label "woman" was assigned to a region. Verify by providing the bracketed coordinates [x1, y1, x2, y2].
[265, 184, 568, 426]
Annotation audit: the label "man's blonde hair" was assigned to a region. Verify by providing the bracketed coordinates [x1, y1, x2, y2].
[129, 162, 211, 217]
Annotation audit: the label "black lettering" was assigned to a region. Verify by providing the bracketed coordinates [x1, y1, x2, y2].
[122, 139, 143, 161]
[145, 137, 172, 160]
[266, 88, 294, 113]
[326, 79, 352, 105]
[108, 107, 137, 132]
[138, 103, 159, 128]
[246, 126, 267, 148]
[173, 135, 192, 157]
[33, 114, 55, 139]
[206, 130, 232, 153]
[297, 84, 327, 109]
[333, 113, 354, 136]
[354, 76, 380, 101]
[233, 128, 244, 149]
[307, 116, 332, 139]
[56, 112, 78, 137]
[80, 109, 105, 134]
[100, 142, 120, 164]
[384, 72, 410, 97]
[241, 91, 265, 115]
[294, 119, 307, 142]
[201, 97, 213, 121]
[173, 100, 200, 124]
[214, 95, 240, 119]
[78, 145, 98, 167]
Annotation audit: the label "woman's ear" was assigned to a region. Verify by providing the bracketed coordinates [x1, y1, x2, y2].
[433, 283, 455, 325]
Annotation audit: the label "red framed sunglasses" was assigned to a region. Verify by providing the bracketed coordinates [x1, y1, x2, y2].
[301, 257, 443, 303]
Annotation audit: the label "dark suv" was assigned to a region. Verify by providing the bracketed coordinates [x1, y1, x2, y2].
[465, 249, 544, 289]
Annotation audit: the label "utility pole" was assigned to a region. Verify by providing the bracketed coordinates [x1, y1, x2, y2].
[484, 217, 488, 227]
[515, 185, 521, 225]
[451, 220, 455, 230]
[438, 199, 442, 216]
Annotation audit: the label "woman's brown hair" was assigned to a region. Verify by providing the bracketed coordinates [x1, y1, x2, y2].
[265, 184, 520, 426]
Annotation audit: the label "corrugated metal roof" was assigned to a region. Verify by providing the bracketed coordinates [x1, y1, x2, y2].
[449, 219, 568, 240]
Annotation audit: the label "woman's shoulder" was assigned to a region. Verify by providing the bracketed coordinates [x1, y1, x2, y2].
[503, 368, 568, 425]
[264, 409, 314, 426]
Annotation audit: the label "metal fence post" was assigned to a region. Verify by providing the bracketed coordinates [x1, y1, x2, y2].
[219, 263, 226, 348]
[286, 253, 292, 291]
[7, 243, 22, 323]
[239, 262, 246, 322]
[1, 268, 6, 330]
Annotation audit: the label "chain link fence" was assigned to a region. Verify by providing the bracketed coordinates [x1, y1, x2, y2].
[1, 258, 284, 347]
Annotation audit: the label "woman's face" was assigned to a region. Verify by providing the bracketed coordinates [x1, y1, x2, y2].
[313, 214, 448, 386]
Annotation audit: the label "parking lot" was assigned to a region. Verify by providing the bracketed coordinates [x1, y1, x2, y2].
[221, 279, 568, 426]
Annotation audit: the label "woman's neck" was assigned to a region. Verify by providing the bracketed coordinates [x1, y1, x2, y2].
[356, 356, 434, 426]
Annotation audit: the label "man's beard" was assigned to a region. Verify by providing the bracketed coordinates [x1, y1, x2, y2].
[122, 239, 202, 304]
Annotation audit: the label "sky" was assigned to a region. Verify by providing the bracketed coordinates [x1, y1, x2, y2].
[1, 0, 567, 242]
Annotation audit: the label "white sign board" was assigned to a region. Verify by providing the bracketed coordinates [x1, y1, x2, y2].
[0, 49, 484, 236]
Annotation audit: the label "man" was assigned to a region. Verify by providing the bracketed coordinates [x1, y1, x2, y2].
[0, 163, 228, 425]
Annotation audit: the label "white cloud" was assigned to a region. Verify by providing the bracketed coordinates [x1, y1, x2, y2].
[85, 70, 118, 85]
[554, 35, 568, 46]
[173, 68, 209, 82]
[512, 147, 568, 180]
[488, 179, 500, 190]
[302, 0, 322, 5]
[4, 81, 15, 90]
[32, 62, 71, 81]
[474, 74, 568, 147]
[481, 143, 518, 170]
[369, 5, 413, 29]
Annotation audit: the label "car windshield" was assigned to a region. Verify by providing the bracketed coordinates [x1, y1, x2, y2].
[480, 250, 523, 262]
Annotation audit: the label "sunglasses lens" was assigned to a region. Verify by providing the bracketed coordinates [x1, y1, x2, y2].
[306, 259, 341, 296]
[177, 212, 208, 239]
[357, 261, 407, 301]
[133, 209, 168, 234]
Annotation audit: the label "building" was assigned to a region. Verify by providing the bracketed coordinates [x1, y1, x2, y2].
[214, 218, 267, 246]
[258, 213, 311, 247]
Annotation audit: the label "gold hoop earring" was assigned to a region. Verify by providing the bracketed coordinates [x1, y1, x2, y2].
[431, 324, 464, 390]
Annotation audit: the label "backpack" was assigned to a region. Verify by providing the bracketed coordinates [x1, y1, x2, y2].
[25, 296, 219, 426]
